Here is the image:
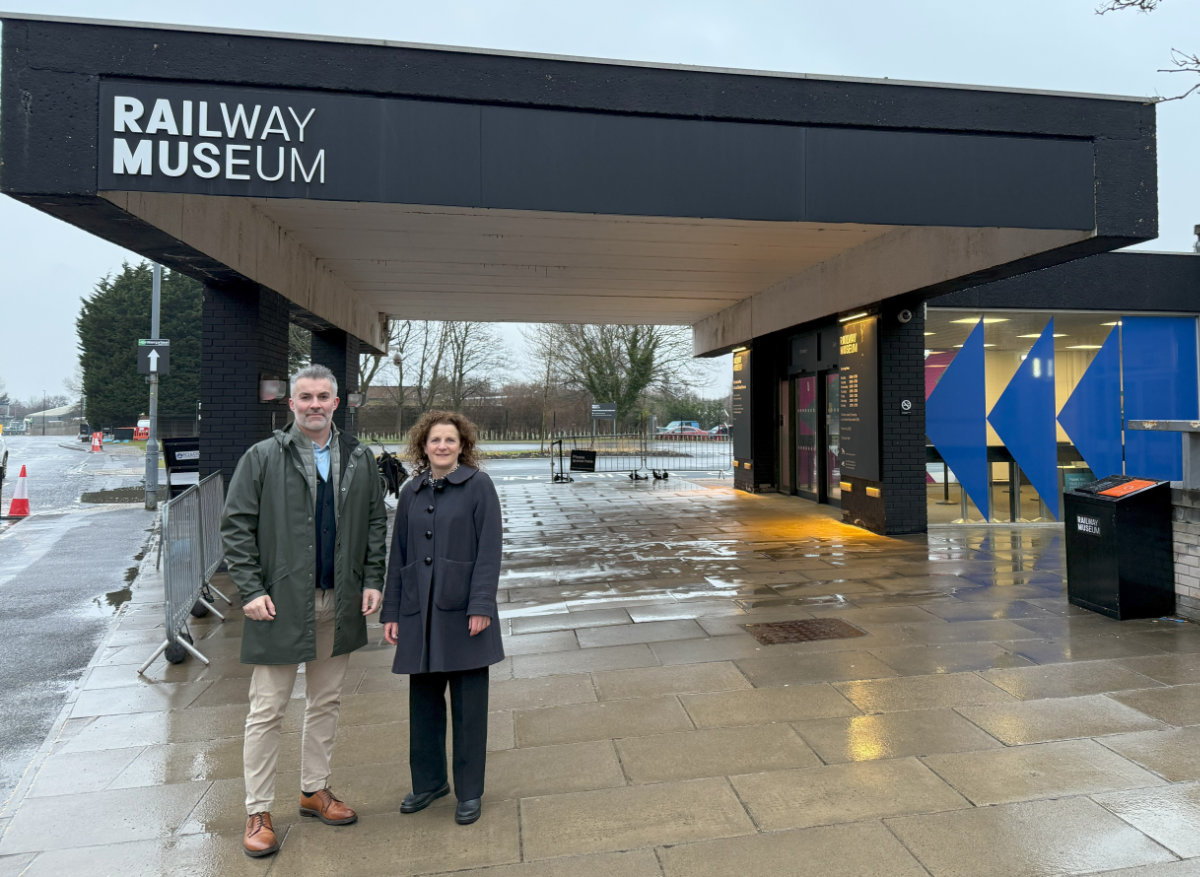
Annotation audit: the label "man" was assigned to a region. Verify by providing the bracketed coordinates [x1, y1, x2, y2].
[222, 364, 387, 857]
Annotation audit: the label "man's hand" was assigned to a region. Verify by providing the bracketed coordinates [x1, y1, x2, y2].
[468, 615, 491, 637]
[362, 588, 382, 616]
[383, 622, 399, 645]
[243, 594, 276, 621]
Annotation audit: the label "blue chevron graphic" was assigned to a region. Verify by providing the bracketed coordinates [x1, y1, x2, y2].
[1057, 328, 1121, 480]
[989, 319, 1060, 518]
[927, 320, 989, 520]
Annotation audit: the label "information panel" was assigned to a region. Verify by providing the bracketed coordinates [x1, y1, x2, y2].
[731, 348, 750, 461]
[838, 317, 880, 481]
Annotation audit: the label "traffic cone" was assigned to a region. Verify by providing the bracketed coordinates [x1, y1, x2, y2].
[8, 465, 30, 517]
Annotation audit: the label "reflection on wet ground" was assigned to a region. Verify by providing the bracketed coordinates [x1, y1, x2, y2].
[4, 477, 1200, 876]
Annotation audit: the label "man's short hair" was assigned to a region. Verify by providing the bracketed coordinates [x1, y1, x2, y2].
[291, 364, 338, 399]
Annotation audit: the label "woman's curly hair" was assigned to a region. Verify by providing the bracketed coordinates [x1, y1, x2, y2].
[406, 410, 482, 475]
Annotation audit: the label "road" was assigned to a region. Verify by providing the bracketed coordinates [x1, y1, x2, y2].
[0, 436, 157, 812]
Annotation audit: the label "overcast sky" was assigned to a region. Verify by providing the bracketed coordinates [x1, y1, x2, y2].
[1, 0, 1197, 405]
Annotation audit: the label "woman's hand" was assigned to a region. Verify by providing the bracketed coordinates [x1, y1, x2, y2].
[468, 615, 491, 636]
[383, 622, 399, 645]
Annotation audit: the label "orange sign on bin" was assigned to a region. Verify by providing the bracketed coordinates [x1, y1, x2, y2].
[1097, 478, 1157, 498]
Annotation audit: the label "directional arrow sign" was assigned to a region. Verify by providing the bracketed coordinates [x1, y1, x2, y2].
[137, 339, 170, 376]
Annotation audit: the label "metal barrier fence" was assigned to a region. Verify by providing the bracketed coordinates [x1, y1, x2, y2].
[566, 431, 732, 476]
[139, 473, 232, 674]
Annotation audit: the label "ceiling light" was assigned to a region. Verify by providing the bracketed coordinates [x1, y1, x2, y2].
[953, 343, 996, 348]
[949, 317, 1009, 324]
[1016, 333, 1067, 338]
[1065, 344, 1102, 350]
[1101, 321, 1122, 327]
[839, 311, 870, 323]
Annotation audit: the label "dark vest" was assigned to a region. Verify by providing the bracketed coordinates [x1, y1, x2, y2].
[315, 469, 336, 589]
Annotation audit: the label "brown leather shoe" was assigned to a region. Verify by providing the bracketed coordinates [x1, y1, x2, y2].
[243, 812, 279, 857]
[299, 788, 358, 825]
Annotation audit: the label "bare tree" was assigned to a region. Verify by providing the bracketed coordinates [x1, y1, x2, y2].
[443, 321, 509, 411]
[1098, 0, 1200, 100]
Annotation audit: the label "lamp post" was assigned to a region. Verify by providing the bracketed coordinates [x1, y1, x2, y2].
[41, 390, 46, 436]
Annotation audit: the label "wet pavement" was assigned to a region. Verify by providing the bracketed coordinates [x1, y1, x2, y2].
[3, 475, 1200, 875]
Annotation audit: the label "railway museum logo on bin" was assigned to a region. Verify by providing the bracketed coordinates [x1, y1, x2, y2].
[1076, 514, 1101, 536]
[108, 94, 324, 185]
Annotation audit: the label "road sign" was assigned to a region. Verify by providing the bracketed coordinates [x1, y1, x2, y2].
[591, 403, 616, 419]
[137, 339, 170, 376]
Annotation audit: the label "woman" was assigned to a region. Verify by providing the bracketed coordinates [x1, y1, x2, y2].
[381, 410, 503, 826]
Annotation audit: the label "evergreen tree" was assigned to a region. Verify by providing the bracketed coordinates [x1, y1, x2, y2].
[76, 263, 202, 427]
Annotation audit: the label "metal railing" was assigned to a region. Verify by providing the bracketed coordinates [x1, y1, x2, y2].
[139, 473, 232, 674]
[566, 431, 732, 476]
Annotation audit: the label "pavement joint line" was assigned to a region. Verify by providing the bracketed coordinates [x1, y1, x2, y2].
[0, 522, 160, 830]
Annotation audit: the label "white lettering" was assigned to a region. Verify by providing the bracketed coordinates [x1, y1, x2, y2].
[291, 148, 325, 183]
[221, 102, 261, 139]
[192, 142, 221, 178]
[181, 100, 193, 136]
[260, 106, 290, 141]
[113, 97, 144, 134]
[256, 146, 286, 181]
[198, 102, 221, 137]
[144, 99, 179, 136]
[225, 144, 252, 180]
[112, 138, 152, 174]
[288, 107, 316, 143]
[158, 141, 188, 177]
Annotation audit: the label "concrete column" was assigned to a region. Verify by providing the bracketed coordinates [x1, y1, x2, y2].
[200, 282, 290, 483]
[311, 328, 360, 437]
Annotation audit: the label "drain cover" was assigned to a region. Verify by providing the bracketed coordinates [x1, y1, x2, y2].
[744, 618, 866, 645]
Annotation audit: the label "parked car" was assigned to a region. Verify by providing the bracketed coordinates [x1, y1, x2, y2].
[658, 426, 710, 438]
[709, 424, 730, 437]
[658, 420, 700, 433]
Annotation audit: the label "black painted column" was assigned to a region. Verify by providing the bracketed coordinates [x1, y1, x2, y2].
[311, 328, 360, 437]
[879, 302, 928, 535]
[200, 282, 290, 483]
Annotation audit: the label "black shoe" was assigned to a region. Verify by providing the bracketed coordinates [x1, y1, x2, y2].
[455, 798, 482, 825]
[400, 782, 450, 813]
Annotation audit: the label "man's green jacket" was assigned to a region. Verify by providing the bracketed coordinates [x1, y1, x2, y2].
[221, 424, 387, 665]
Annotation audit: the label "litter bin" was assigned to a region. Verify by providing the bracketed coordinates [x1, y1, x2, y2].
[1063, 475, 1174, 620]
[161, 437, 201, 499]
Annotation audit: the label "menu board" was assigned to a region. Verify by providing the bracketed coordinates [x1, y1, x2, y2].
[838, 317, 880, 481]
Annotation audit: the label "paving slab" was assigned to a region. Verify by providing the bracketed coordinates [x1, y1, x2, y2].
[1094, 782, 1200, 859]
[658, 821, 932, 877]
[513, 695, 693, 747]
[885, 797, 1177, 877]
[793, 708, 1004, 763]
[1100, 727, 1200, 782]
[922, 738, 1165, 805]
[957, 693, 1169, 745]
[729, 757, 969, 830]
[519, 778, 754, 859]
[616, 723, 820, 782]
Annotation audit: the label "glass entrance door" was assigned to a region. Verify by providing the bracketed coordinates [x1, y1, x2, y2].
[795, 376, 818, 498]
[826, 372, 841, 502]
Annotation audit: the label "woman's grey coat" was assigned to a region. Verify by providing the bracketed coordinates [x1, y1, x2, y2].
[380, 465, 504, 673]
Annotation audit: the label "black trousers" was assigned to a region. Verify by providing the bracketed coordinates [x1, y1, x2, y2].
[408, 667, 489, 801]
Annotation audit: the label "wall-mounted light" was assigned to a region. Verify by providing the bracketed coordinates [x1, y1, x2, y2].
[259, 377, 287, 402]
[839, 312, 870, 323]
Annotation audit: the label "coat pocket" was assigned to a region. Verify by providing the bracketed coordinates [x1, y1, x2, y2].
[398, 560, 422, 616]
[434, 559, 475, 611]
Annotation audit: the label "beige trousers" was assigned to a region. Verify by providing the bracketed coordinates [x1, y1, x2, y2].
[244, 589, 350, 814]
